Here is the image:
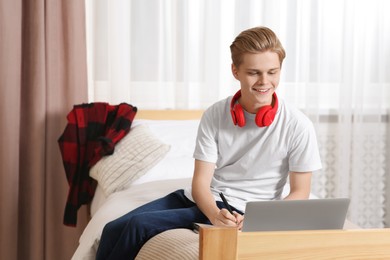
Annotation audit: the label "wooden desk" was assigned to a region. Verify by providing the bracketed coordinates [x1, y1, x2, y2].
[199, 226, 390, 260]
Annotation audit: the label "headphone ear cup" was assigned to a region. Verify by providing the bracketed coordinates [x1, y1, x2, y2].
[233, 103, 246, 127]
[230, 109, 238, 125]
[255, 105, 273, 127]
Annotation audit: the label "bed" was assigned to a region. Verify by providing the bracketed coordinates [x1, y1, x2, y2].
[72, 110, 390, 260]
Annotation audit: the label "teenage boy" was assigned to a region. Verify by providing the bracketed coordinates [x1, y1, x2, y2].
[96, 26, 322, 260]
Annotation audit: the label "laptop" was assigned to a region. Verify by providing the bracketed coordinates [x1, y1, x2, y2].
[241, 198, 350, 232]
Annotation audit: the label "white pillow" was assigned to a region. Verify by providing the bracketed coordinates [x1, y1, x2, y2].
[90, 124, 170, 196]
[131, 120, 200, 185]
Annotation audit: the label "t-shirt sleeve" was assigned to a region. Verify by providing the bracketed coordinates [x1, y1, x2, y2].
[193, 107, 219, 163]
[288, 121, 322, 172]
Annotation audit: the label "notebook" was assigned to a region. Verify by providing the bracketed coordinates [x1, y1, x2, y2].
[241, 198, 350, 232]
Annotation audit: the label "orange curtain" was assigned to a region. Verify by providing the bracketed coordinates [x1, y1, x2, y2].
[0, 0, 89, 259]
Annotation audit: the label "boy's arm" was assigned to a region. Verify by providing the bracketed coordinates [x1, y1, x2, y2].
[284, 171, 312, 200]
[191, 159, 238, 226]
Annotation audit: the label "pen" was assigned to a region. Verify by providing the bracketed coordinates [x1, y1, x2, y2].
[219, 192, 234, 215]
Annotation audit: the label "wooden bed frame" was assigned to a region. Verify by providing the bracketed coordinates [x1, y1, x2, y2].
[136, 110, 390, 260]
[136, 109, 204, 120]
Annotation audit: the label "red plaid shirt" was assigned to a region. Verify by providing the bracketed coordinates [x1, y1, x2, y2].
[58, 102, 137, 226]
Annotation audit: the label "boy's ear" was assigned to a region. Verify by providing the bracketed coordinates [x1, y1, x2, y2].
[231, 64, 239, 79]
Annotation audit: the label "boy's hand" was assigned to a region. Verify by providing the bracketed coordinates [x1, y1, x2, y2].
[215, 209, 244, 229]
[233, 211, 244, 230]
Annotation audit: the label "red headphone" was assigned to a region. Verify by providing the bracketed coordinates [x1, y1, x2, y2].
[230, 90, 278, 127]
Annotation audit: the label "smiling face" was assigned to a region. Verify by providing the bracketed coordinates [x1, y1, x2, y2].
[232, 51, 281, 114]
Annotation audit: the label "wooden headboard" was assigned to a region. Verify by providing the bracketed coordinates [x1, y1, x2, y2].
[136, 110, 204, 120]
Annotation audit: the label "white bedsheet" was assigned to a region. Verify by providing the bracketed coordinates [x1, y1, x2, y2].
[72, 178, 192, 260]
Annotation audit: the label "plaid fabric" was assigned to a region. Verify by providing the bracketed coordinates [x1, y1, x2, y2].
[58, 102, 137, 226]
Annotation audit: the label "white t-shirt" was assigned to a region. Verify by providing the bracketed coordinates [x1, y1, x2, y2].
[184, 95, 322, 212]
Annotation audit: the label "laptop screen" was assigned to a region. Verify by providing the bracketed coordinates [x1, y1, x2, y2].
[242, 198, 350, 232]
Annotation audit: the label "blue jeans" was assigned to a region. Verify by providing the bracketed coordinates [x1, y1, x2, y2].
[96, 189, 237, 260]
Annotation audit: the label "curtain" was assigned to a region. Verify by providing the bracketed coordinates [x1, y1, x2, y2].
[0, 0, 89, 259]
[86, 0, 390, 228]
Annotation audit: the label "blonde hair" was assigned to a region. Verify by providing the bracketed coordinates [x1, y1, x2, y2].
[230, 26, 286, 67]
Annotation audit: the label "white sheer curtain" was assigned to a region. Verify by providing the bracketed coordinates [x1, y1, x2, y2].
[85, 0, 390, 228]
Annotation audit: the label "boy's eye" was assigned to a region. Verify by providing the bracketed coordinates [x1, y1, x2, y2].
[269, 69, 280, 75]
